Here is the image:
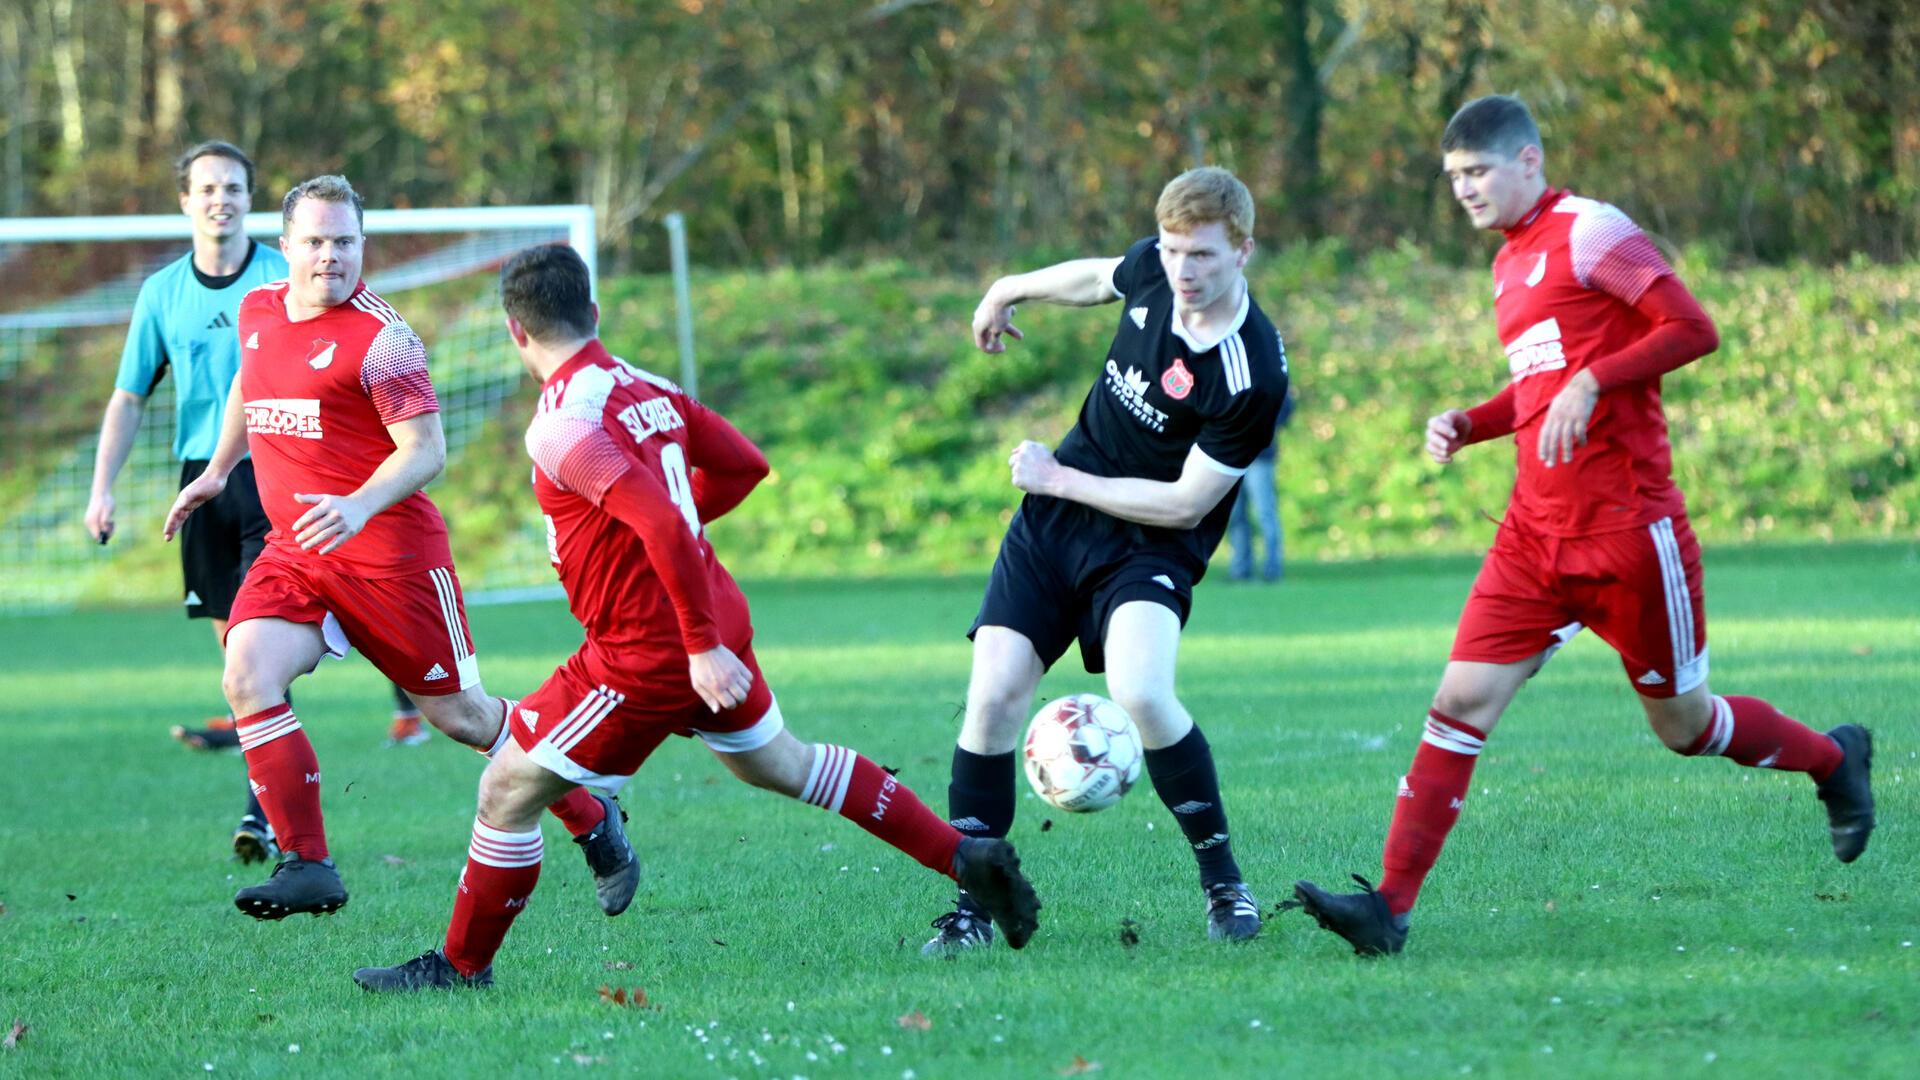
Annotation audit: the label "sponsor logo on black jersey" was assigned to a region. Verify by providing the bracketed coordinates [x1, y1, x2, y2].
[1103, 358, 1167, 432]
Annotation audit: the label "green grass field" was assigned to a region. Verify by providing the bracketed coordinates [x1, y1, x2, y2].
[2, 543, 1915, 1078]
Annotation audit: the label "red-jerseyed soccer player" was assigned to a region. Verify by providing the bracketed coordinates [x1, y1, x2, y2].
[1288, 96, 1875, 956]
[351, 244, 1040, 991]
[164, 176, 629, 922]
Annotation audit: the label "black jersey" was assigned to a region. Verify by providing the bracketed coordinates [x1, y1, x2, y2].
[1043, 235, 1290, 573]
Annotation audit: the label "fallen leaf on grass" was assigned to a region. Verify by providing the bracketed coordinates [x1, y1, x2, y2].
[571, 1054, 607, 1066]
[1814, 891, 1851, 903]
[1040, 819, 1054, 833]
[1118, 919, 1140, 948]
[711, 939, 728, 947]
[597, 985, 649, 1008]
[381, 855, 408, 867]
[1852, 645, 1873, 656]
[897, 1010, 932, 1031]
[1544, 900, 1557, 913]
[0, 900, 8, 916]
[1058, 1055, 1100, 1075]
[3, 1021, 26, 1051]
[602, 961, 634, 971]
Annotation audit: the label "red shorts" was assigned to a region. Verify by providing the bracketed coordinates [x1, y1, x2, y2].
[227, 549, 480, 696]
[1452, 514, 1707, 698]
[510, 639, 785, 792]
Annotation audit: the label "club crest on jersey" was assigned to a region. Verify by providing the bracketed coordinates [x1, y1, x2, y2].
[1525, 252, 1548, 287]
[306, 338, 338, 370]
[1161, 357, 1195, 400]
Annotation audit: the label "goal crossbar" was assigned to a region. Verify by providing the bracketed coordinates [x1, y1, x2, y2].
[0, 205, 597, 290]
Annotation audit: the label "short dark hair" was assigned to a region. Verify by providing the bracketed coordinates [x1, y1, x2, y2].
[500, 244, 596, 343]
[281, 174, 365, 232]
[1441, 95, 1542, 159]
[175, 141, 255, 194]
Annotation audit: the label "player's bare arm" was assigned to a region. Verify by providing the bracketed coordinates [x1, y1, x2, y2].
[1426, 408, 1474, 465]
[291, 412, 446, 555]
[1011, 440, 1238, 530]
[162, 375, 250, 541]
[972, 257, 1124, 354]
[86, 388, 149, 543]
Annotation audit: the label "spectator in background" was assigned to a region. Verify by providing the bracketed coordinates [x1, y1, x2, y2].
[1227, 387, 1295, 582]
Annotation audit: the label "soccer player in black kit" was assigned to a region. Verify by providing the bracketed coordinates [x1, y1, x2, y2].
[925, 167, 1290, 951]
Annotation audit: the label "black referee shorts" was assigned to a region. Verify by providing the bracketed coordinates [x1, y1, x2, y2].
[178, 458, 269, 621]
[969, 498, 1194, 674]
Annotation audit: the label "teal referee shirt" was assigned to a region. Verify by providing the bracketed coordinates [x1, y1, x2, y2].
[114, 240, 289, 461]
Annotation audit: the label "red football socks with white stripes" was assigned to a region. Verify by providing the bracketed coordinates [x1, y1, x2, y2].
[443, 818, 543, 977]
[800, 745, 963, 878]
[1684, 694, 1842, 781]
[1377, 711, 1486, 916]
[236, 705, 329, 861]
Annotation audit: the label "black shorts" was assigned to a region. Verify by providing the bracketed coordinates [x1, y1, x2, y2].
[179, 458, 269, 620]
[969, 497, 1195, 674]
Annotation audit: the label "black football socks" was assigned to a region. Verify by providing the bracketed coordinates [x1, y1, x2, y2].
[947, 746, 1016, 916]
[1145, 725, 1242, 888]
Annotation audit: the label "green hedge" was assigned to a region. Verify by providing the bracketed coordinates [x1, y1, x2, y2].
[429, 244, 1917, 579]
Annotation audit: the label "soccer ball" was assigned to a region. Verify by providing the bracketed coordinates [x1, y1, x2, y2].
[1022, 693, 1143, 813]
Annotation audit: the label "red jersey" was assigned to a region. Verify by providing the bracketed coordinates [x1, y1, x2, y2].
[1488, 188, 1688, 536]
[236, 280, 452, 575]
[525, 341, 765, 674]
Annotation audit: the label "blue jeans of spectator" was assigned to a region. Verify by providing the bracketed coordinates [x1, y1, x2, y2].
[1228, 455, 1281, 581]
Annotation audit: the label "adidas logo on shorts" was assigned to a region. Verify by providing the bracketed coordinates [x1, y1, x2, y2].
[423, 663, 449, 681]
[1636, 670, 1667, 686]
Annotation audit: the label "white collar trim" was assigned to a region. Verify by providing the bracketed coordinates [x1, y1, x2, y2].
[1169, 281, 1249, 354]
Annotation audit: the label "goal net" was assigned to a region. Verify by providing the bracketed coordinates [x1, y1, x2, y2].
[0, 206, 593, 613]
